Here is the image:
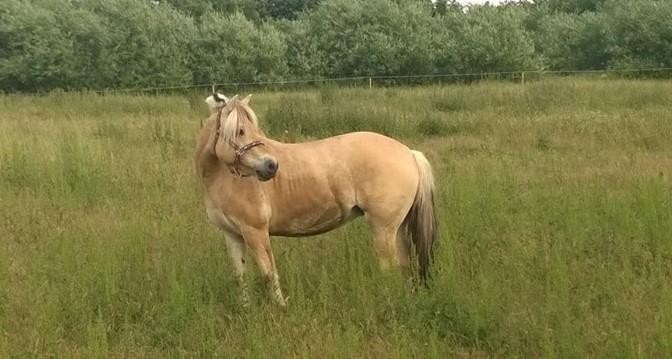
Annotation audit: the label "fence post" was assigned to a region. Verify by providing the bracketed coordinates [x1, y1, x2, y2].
[369, 77, 372, 89]
[211, 84, 215, 94]
[521, 71, 525, 85]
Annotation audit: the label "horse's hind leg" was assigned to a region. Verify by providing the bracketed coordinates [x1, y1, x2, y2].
[368, 215, 411, 275]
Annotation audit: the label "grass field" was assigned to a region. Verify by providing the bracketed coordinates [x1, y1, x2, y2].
[1, 78, 671, 358]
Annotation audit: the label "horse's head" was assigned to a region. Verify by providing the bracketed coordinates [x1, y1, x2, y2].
[205, 93, 278, 181]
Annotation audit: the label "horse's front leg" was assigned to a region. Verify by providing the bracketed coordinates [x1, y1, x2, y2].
[240, 226, 287, 306]
[223, 231, 251, 307]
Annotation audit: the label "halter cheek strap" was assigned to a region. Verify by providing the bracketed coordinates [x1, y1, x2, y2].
[228, 140, 265, 177]
[212, 106, 265, 177]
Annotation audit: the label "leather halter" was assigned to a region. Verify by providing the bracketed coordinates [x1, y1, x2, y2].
[212, 105, 265, 177]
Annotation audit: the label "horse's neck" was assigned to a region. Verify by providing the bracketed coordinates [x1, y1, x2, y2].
[196, 145, 239, 188]
[266, 140, 301, 174]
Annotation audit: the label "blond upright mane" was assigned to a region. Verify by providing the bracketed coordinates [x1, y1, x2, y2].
[222, 102, 258, 143]
[213, 95, 259, 143]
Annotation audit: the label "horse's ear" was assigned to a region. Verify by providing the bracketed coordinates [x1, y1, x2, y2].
[241, 94, 252, 105]
[204, 92, 229, 114]
[214, 92, 228, 103]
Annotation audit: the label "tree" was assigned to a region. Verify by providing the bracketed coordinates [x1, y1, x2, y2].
[434, 5, 541, 74]
[533, 0, 607, 13]
[82, 0, 196, 88]
[259, 0, 321, 20]
[432, 0, 461, 16]
[275, 18, 327, 78]
[162, 0, 264, 22]
[0, 0, 114, 91]
[191, 11, 288, 84]
[300, 0, 435, 77]
[602, 0, 672, 70]
[530, 12, 591, 70]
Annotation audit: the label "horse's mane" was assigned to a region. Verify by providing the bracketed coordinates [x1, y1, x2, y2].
[205, 94, 259, 143]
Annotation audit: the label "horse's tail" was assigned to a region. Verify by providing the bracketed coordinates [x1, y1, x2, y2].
[405, 150, 438, 281]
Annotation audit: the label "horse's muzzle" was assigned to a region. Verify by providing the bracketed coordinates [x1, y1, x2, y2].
[256, 158, 278, 181]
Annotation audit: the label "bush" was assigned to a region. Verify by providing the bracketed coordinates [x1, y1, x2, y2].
[1, 0, 671, 92]
[299, 0, 435, 77]
[435, 5, 542, 74]
[192, 12, 288, 84]
[0, 1, 113, 91]
[84, 0, 196, 89]
[0, 0, 197, 91]
[275, 18, 327, 79]
[602, 0, 672, 70]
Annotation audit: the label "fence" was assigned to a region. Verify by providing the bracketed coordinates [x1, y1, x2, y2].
[78, 67, 672, 96]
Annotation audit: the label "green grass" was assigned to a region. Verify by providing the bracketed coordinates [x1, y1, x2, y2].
[1, 78, 671, 357]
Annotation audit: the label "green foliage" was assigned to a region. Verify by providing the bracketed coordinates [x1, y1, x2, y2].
[260, 0, 321, 20]
[529, 11, 611, 70]
[434, 5, 541, 73]
[529, 0, 672, 72]
[602, 0, 672, 70]
[163, 0, 265, 21]
[0, 0, 113, 91]
[535, 0, 608, 13]
[298, 0, 436, 77]
[191, 11, 288, 84]
[529, 12, 585, 70]
[432, 0, 462, 16]
[0, 0, 198, 91]
[1, 0, 672, 92]
[82, 0, 196, 89]
[276, 18, 327, 78]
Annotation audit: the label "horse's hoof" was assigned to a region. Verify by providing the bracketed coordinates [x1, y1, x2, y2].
[276, 296, 288, 307]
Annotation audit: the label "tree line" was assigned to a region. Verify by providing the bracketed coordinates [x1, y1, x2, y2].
[1, 0, 671, 92]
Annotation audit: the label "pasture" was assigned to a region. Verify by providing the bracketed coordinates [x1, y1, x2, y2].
[1, 78, 671, 357]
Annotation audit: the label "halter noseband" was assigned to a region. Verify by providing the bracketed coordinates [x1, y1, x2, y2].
[212, 105, 265, 177]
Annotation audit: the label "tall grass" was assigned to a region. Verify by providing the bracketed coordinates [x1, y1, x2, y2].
[1, 78, 671, 357]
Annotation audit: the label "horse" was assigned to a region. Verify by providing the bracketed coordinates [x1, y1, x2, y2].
[194, 93, 438, 306]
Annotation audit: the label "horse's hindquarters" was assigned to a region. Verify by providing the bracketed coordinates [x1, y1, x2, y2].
[345, 133, 420, 223]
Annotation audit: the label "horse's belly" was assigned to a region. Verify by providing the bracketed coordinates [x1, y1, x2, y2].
[270, 204, 362, 237]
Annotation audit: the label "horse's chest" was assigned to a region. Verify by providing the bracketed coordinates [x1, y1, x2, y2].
[205, 199, 239, 234]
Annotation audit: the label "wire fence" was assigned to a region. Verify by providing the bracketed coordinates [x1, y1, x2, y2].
[78, 67, 672, 96]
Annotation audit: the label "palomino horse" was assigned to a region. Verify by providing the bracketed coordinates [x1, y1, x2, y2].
[194, 93, 437, 306]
